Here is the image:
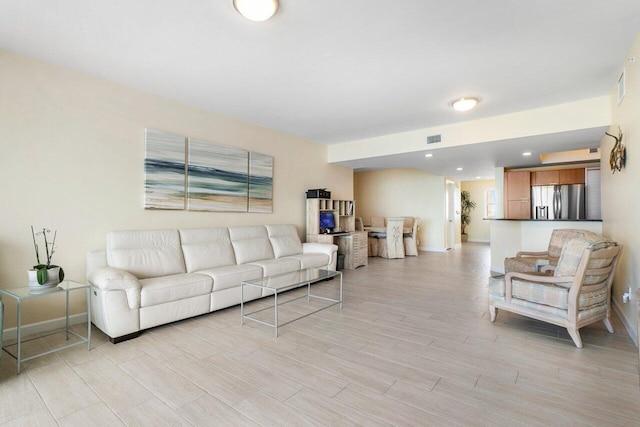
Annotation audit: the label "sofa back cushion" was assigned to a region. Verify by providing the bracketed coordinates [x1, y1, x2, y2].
[265, 225, 303, 258]
[179, 227, 236, 272]
[107, 230, 186, 279]
[229, 226, 275, 264]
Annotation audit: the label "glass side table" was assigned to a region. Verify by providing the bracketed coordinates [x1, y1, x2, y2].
[0, 280, 91, 373]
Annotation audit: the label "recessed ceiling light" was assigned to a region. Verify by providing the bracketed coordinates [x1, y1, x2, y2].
[522, 151, 532, 156]
[424, 153, 433, 158]
[456, 167, 463, 171]
[233, 0, 279, 21]
[451, 97, 479, 112]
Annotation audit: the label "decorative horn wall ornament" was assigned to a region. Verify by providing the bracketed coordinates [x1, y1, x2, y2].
[606, 126, 626, 173]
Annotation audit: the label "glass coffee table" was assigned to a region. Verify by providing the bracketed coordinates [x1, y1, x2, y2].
[0, 280, 91, 373]
[241, 268, 342, 337]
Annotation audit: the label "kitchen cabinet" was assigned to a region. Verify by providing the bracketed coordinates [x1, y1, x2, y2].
[559, 168, 585, 184]
[504, 170, 531, 219]
[531, 170, 559, 186]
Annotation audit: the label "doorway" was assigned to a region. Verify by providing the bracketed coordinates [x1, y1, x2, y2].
[446, 181, 455, 250]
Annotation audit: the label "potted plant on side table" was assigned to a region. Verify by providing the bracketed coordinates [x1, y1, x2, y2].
[28, 226, 65, 288]
[460, 190, 477, 243]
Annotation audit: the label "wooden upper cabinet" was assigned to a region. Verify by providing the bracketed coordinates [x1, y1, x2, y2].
[505, 170, 531, 219]
[531, 170, 559, 186]
[506, 170, 531, 200]
[559, 168, 585, 184]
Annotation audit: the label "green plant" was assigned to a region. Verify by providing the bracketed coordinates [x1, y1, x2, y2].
[460, 191, 477, 235]
[31, 226, 65, 285]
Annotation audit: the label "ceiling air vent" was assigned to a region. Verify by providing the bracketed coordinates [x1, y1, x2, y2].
[588, 148, 599, 154]
[426, 134, 442, 144]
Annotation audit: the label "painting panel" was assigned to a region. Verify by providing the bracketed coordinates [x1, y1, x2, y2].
[144, 129, 186, 209]
[248, 152, 273, 213]
[187, 139, 249, 212]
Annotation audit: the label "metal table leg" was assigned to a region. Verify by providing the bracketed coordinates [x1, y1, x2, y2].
[16, 300, 21, 374]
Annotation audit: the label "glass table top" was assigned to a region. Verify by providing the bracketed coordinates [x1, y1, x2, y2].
[242, 268, 339, 291]
[0, 280, 89, 300]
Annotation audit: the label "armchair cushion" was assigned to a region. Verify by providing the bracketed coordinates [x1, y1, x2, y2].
[490, 276, 608, 310]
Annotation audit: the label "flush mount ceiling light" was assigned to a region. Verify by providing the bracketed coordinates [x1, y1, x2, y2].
[451, 97, 479, 112]
[456, 167, 463, 171]
[522, 151, 532, 156]
[424, 153, 433, 158]
[233, 0, 279, 22]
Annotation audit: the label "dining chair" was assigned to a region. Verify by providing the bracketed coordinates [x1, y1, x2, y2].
[378, 217, 405, 259]
[404, 217, 419, 256]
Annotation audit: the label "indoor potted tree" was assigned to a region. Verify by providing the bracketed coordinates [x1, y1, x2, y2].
[28, 226, 65, 287]
[460, 190, 476, 242]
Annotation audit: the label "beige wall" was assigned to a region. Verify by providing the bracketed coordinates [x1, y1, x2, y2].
[0, 49, 353, 328]
[601, 31, 640, 344]
[354, 168, 447, 252]
[461, 180, 495, 242]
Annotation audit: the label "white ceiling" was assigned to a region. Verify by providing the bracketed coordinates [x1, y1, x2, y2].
[1, 1, 639, 177]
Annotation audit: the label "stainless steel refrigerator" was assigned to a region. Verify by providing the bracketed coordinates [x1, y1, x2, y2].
[531, 184, 585, 220]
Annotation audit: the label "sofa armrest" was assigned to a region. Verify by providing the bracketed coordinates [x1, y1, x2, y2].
[88, 267, 141, 309]
[302, 242, 338, 256]
[303, 242, 339, 270]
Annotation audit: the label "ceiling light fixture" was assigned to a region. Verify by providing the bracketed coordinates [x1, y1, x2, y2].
[456, 167, 463, 171]
[475, 176, 481, 179]
[233, 0, 279, 22]
[522, 151, 532, 156]
[451, 97, 479, 112]
[425, 153, 433, 158]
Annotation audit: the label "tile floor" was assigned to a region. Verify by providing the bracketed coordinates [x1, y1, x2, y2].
[0, 243, 638, 426]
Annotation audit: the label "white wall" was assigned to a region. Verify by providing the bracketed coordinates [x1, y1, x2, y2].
[461, 179, 495, 242]
[0, 49, 353, 328]
[601, 30, 640, 344]
[354, 168, 446, 252]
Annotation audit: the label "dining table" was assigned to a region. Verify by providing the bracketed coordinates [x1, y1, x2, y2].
[363, 226, 412, 235]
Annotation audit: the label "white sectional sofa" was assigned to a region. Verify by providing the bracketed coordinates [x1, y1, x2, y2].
[86, 224, 338, 342]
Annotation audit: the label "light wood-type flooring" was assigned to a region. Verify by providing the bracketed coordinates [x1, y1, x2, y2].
[1, 243, 639, 426]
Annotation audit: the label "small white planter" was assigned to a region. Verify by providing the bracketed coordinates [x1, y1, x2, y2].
[28, 267, 61, 288]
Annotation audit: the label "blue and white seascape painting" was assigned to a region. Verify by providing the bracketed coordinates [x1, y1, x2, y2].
[144, 129, 186, 209]
[187, 139, 249, 212]
[249, 152, 273, 213]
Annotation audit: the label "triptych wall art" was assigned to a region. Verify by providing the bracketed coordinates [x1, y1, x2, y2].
[144, 128, 273, 213]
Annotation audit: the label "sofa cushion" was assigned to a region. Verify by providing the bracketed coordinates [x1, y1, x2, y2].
[196, 264, 263, 291]
[283, 253, 330, 269]
[265, 224, 303, 258]
[229, 226, 274, 264]
[180, 227, 236, 272]
[140, 273, 212, 307]
[107, 230, 186, 279]
[248, 258, 301, 277]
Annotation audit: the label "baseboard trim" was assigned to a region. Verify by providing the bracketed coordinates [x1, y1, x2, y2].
[612, 298, 638, 346]
[419, 246, 447, 253]
[2, 313, 88, 341]
[468, 239, 490, 243]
